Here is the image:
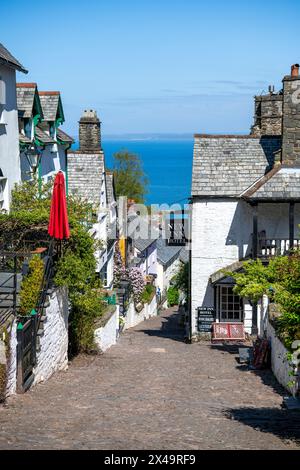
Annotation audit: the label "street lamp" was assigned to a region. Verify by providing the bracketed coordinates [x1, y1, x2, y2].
[25, 147, 41, 175]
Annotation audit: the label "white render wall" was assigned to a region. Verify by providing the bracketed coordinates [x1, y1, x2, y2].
[191, 198, 300, 335]
[5, 320, 17, 396]
[156, 257, 181, 293]
[266, 320, 298, 396]
[123, 295, 157, 330]
[33, 287, 69, 385]
[94, 305, 119, 353]
[0, 65, 21, 210]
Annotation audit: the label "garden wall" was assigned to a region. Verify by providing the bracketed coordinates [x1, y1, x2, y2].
[33, 287, 69, 385]
[5, 286, 69, 397]
[94, 305, 119, 353]
[266, 319, 299, 396]
[123, 295, 157, 330]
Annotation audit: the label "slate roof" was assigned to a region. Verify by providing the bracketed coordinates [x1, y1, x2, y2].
[192, 135, 282, 197]
[35, 125, 55, 144]
[156, 238, 181, 265]
[242, 166, 300, 201]
[130, 216, 158, 252]
[179, 247, 189, 264]
[105, 172, 116, 206]
[39, 92, 63, 122]
[16, 83, 41, 118]
[0, 43, 27, 73]
[56, 128, 74, 144]
[19, 133, 31, 145]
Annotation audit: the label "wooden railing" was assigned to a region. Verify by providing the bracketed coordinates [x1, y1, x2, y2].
[258, 238, 300, 258]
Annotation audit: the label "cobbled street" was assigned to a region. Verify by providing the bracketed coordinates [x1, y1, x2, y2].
[0, 308, 299, 450]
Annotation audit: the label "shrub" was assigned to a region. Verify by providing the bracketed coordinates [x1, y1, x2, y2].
[228, 252, 300, 350]
[19, 256, 44, 316]
[167, 286, 179, 307]
[128, 268, 145, 304]
[141, 284, 156, 304]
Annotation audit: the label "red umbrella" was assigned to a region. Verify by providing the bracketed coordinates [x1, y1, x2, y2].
[48, 171, 70, 239]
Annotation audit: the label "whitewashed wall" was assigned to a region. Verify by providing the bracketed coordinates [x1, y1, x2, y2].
[33, 287, 69, 385]
[266, 320, 298, 396]
[0, 64, 21, 210]
[94, 305, 119, 353]
[5, 320, 17, 397]
[191, 198, 300, 335]
[123, 295, 157, 330]
[156, 257, 181, 293]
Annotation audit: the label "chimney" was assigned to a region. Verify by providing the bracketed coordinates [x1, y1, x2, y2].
[291, 64, 299, 77]
[281, 64, 300, 166]
[251, 90, 283, 137]
[79, 109, 101, 152]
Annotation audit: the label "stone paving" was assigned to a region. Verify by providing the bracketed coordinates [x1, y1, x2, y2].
[0, 307, 299, 450]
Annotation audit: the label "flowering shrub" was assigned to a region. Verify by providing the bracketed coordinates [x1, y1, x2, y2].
[113, 244, 127, 287]
[128, 267, 145, 304]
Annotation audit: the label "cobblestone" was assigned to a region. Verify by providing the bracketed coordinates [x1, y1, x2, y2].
[0, 307, 299, 450]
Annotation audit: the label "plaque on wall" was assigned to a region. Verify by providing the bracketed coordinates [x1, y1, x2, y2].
[197, 307, 215, 333]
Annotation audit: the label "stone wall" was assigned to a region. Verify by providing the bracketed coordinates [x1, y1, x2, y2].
[266, 320, 298, 396]
[33, 287, 69, 385]
[79, 110, 101, 152]
[282, 74, 300, 165]
[94, 305, 119, 353]
[5, 320, 17, 396]
[251, 94, 283, 136]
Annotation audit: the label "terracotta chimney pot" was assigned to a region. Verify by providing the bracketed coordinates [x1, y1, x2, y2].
[291, 64, 299, 77]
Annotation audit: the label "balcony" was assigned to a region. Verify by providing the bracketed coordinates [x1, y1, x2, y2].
[257, 237, 300, 258]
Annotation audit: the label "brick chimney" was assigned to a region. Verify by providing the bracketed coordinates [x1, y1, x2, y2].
[79, 109, 101, 152]
[281, 64, 300, 166]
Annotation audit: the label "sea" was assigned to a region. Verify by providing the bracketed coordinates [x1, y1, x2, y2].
[73, 138, 194, 206]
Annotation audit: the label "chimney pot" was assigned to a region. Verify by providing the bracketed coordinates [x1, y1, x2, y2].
[291, 64, 299, 77]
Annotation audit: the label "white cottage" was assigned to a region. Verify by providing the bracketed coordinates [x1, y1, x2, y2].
[191, 64, 300, 338]
[0, 43, 27, 211]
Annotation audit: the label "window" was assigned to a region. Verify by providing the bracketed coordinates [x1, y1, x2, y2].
[217, 285, 243, 322]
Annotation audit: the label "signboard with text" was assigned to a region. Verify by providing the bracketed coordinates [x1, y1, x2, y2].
[197, 307, 215, 333]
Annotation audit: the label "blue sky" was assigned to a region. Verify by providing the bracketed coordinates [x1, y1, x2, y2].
[2, 0, 300, 136]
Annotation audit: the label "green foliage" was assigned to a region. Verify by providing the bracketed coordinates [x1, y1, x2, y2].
[112, 150, 148, 203]
[141, 284, 156, 304]
[167, 286, 179, 307]
[1, 179, 105, 353]
[69, 288, 105, 353]
[54, 222, 104, 354]
[19, 256, 44, 316]
[227, 252, 300, 349]
[174, 262, 189, 297]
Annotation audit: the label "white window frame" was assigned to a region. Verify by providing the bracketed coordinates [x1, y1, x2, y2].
[216, 284, 243, 322]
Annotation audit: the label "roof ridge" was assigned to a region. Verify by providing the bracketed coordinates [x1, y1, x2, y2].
[39, 91, 60, 96]
[241, 164, 282, 199]
[16, 82, 37, 88]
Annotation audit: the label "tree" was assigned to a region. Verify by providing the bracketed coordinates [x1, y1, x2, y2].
[227, 253, 300, 349]
[112, 151, 148, 203]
